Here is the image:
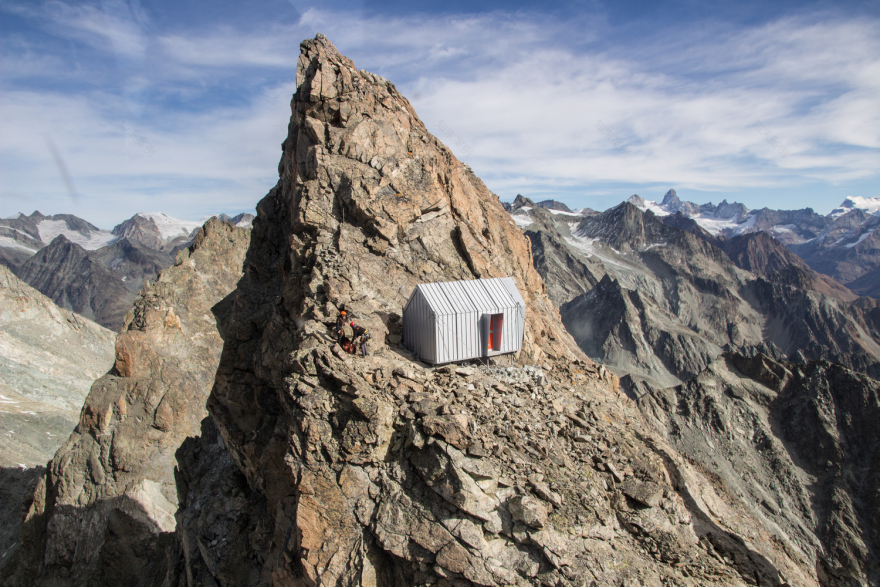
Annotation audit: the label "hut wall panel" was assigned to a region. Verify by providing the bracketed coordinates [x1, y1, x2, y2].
[403, 277, 527, 364]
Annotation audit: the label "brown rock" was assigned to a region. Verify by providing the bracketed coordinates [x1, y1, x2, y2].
[507, 495, 548, 529]
[621, 477, 664, 508]
[435, 541, 469, 575]
[421, 414, 471, 448]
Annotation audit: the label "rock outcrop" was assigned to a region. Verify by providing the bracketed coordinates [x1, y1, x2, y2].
[0, 217, 249, 585]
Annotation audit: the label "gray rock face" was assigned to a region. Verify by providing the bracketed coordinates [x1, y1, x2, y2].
[89, 237, 174, 295]
[14, 235, 134, 330]
[535, 202, 880, 392]
[790, 211, 880, 296]
[524, 207, 600, 307]
[639, 353, 880, 587]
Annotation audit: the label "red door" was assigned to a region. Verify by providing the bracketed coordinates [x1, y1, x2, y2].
[488, 314, 503, 351]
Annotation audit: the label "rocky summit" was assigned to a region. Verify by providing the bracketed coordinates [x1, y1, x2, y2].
[0, 35, 845, 587]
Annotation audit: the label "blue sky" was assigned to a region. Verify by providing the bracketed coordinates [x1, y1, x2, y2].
[1, 0, 878, 227]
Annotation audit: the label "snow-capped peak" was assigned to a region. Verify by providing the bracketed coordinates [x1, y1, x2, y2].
[36, 219, 118, 250]
[829, 197, 880, 218]
[627, 195, 671, 217]
[136, 212, 215, 241]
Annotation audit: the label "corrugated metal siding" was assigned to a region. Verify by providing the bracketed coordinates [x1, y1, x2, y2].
[402, 277, 526, 364]
[403, 288, 437, 363]
[500, 277, 526, 351]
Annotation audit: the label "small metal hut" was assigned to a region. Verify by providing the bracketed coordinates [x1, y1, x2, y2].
[402, 277, 526, 364]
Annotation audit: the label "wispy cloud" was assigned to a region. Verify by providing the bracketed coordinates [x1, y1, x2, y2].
[0, 1, 878, 224]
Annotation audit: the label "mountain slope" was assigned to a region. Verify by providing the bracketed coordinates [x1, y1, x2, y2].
[14, 235, 134, 330]
[719, 231, 858, 303]
[0, 266, 116, 565]
[639, 353, 880, 587]
[546, 203, 880, 392]
[89, 237, 174, 295]
[513, 199, 880, 585]
[0, 266, 116, 467]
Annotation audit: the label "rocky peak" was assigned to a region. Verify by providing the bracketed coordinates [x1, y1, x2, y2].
[2, 34, 829, 587]
[511, 194, 537, 211]
[660, 189, 680, 211]
[534, 199, 572, 213]
[574, 201, 697, 254]
[714, 199, 750, 222]
[14, 235, 132, 330]
[111, 213, 165, 250]
[625, 194, 646, 207]
[195, 35, 822, 586]
[720, 231, 809, 276]
[272, 33, 576, 362]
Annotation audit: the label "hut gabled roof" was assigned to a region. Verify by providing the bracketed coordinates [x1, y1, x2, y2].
[410, 277, 524, 317]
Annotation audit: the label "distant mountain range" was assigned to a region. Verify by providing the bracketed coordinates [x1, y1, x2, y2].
[0, 211, 253, 330]
[626, 190, 880, 297]
[510, 190, 880, 298]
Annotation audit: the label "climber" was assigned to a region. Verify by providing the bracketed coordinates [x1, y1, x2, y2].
[334, 310, 347, 343]
[350, 322, 369, 357]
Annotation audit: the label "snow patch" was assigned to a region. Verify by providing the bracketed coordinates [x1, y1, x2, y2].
[564, 236, 632, 270]
[511, 213, 534, 227]
[137, 212, 214, 241]
[630, 199, 672, 218]
[845, 230, 874, 249]
[0, 236, 38, 253]
[37, 220, 118, 250]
